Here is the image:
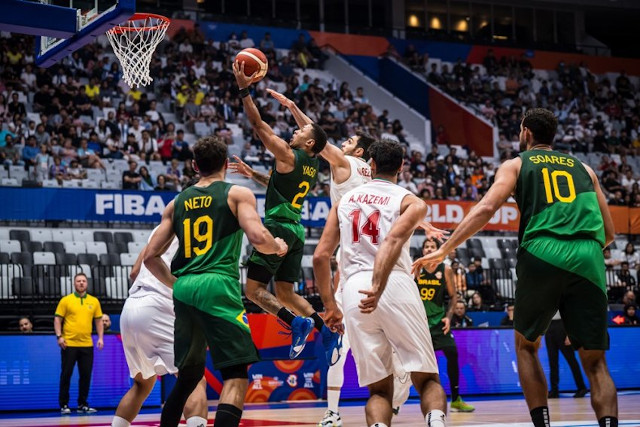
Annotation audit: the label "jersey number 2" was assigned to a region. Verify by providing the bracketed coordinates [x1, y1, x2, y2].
[349, 209, 380, 244]
[182, 216, 213, 258]
[291, 181, 310, 209]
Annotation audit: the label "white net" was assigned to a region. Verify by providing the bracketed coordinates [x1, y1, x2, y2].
[106, 14, 170, 88]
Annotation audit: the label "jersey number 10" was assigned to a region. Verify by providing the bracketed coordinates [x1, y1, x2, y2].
[182, 216, 213, 258]
[541, 168, 576, 204]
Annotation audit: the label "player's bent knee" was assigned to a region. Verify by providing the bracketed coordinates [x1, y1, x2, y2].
[515, 331, 541, 352]
[220, 363, 249, 381]
[246, 262, 273, 287]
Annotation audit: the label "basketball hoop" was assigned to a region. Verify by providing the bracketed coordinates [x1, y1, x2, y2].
[106, 13, 170, 88]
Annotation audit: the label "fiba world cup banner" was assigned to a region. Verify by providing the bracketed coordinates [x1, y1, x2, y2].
[0, 188, 633, 233]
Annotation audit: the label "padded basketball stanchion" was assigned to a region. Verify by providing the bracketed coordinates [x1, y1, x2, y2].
[106, 13, 170, 88]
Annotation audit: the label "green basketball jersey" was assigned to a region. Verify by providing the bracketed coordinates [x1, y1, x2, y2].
[416, 263, 447, 328]
[515, 150, 605, 247]
[171, 181, 243, 279]
[265, 149, 318, 226]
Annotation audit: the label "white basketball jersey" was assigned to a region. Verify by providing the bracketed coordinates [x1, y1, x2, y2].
[128, 225, 179, 300]
[337, 179, 414, 282]
[330, 156, 371, 205]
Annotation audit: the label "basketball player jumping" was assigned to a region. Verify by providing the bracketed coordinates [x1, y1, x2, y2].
[413, 108, 618, 427]
[233, 60, 342, 364]
[315, 139, 448, 427]
[269, 89, 432, 426]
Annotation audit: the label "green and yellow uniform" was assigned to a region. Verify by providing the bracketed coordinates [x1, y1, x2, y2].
[172, 181, 259, 369]
[417, 263, 456, 349]
[514, 149, 608, 349]
[248, 149, 318, 282]
[55, 293, 103, 347]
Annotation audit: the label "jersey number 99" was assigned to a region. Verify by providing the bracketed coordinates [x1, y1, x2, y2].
[182, 216, 213, 258]
[420, 287, 436, 301]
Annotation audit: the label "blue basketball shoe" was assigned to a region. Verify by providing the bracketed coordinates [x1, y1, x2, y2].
[321, 325, 343, 366]
[289, 316, 315, 359]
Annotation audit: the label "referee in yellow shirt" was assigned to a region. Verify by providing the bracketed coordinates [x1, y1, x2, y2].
[54, 273, 104, 415]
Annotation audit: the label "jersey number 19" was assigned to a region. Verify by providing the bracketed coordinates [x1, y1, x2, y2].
[182, 215, 213, 258]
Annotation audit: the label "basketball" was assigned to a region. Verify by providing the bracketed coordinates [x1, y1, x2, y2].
[236, 48, 268, 83]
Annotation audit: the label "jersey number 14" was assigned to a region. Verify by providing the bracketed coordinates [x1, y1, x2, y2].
[349, 209, 380, 244]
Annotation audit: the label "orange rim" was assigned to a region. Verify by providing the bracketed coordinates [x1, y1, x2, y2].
[107, 13, 170, 34]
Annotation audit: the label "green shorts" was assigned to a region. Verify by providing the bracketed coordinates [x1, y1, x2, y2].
[248, 220, 304, 283]
[515, 238, 609, 350]
[429, 321, 456, 350]
[173, 273, 259, 370]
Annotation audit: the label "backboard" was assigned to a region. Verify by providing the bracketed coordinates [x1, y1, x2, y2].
[0, 0, 135, 67]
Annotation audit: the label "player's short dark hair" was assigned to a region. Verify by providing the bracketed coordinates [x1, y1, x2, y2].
[422, 237, 441, 249]
[355, 130, 375, 161]
[193, 136, 227, 175]
[369, 139, 404, 175]
[309, 123, 328, 154]
[74, 272, 88, 281]
[522, 108, 558, 146]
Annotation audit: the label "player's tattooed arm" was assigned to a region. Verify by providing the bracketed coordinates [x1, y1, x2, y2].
[229, 155, 269, 187]
[252, 170, 270, 187]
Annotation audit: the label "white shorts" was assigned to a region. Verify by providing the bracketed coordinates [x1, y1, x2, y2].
[343, 270, 438, 387]
[120, 293, 176, 379]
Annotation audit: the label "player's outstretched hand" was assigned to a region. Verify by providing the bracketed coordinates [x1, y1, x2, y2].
[358, 288, 380, 314]
[412, 248, 447, 276]
[275, 237, 288, 257]
[228, 155, 253, 178]
[232, 60, 257, 90]
[266, 88, 294, 109]
[418, 221, 450, 243]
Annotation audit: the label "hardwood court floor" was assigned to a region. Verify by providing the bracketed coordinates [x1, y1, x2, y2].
[1, 392, 638, 426]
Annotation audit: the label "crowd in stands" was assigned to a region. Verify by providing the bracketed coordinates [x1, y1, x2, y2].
[0, 26, 415, 194]
[403, 45, 640, 207]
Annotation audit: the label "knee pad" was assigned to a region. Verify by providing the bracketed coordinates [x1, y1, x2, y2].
[220, 364, 249, 381]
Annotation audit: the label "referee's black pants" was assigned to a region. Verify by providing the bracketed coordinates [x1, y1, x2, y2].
[59, 346, 94, 408]
[545, 319, 586, 392]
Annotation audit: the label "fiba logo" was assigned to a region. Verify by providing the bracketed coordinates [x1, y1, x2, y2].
[287, 374, 297, 388]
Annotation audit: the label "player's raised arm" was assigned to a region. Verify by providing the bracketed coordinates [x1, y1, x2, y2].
[313, 205, 343, 331]
[267, 89, 313, 128]
[144, 201, 177, 288]
[233, 61, 295, 168]
[268, 88, 351, 178]
[229, 185, 287, 256]
[412, 157, 521, 275]
[362, 194, 428, 313]
[584, 163, 615, 247]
